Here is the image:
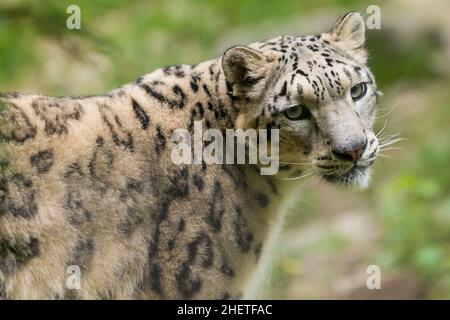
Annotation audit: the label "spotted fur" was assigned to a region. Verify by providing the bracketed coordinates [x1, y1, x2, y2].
[0, 12, 380, 299]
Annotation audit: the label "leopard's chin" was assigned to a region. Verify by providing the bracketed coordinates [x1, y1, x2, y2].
[323, 165, 371, 189]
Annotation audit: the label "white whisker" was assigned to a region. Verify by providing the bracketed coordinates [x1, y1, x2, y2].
[275, 170, 315, 181]
[375, 102, 400, 120]
[300, 173, 318, 186]
[378, 133, 401, 143]
[379, 147, 403, 152]
[376, 119, 389, 137]
[378, 138, 405, 148]
[377, 153, 392, 159]
[279, 161, 312, 165]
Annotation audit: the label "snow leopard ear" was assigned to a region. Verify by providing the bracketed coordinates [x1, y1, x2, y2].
[222, 46, 276, 99]
[324, 12, 367, 63]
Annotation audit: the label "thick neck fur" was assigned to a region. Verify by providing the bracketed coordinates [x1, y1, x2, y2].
[126, 57, 293, 200]
[128, 59, 298, 297]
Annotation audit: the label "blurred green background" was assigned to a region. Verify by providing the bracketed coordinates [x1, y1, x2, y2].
[1, 0, 449, 299]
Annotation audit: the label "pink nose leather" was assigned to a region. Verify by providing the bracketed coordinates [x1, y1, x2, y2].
[332, 143, 366, 162]
[346, 148, 364, 162]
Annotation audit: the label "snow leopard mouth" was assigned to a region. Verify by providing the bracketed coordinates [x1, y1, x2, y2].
[322, 165, 371, 188]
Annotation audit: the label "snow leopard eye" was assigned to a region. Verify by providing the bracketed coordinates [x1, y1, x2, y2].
[350, 82, 367, 101]
[283, 105, 311, 121]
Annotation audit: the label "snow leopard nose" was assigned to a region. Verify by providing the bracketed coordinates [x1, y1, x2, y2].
[331, 141, 366, 162]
